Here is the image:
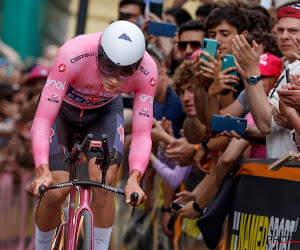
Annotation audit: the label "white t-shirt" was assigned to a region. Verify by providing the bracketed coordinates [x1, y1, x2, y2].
[266, 60, 300, 158]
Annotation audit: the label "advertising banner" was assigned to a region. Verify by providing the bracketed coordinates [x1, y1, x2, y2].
[226, 159, 300, 250]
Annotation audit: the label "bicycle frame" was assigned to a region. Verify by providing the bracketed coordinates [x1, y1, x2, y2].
[51, 186, 94, 250]
[38, 134, 136, 250]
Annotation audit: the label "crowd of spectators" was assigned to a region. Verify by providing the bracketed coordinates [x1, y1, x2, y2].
[1, 0, 300, 249]
[117, 0, 300, 249]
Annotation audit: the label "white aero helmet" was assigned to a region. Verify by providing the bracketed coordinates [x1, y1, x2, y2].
[97, 20, 146, 80]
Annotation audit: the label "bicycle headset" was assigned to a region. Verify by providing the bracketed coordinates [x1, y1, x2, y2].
[97, 20, 146, 81]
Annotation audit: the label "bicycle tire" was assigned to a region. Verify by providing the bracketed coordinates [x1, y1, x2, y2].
[76, 210, 92, 250]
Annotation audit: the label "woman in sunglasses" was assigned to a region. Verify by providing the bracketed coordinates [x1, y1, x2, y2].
[30, 20, 158, 250]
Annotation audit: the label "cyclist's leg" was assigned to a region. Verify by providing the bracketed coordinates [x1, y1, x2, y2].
[35, 105, 73, 249]
[85, 96, 124, 248]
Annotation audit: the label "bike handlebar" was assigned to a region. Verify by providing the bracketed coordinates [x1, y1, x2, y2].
[67, 133, 93, 163]
[37, 183, 139, 212]
[101, 134, 109, 155]
[37, 133, 140, 216]
[79, 133, 93, 152]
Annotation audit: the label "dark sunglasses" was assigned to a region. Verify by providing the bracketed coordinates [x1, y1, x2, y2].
[177, 41, 201, 51]
[119, 11, 139, 20]
[97, 45, 142, 81]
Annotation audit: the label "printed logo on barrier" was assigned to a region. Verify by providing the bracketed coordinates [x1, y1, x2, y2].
[229, 211, 299, 250]
[58, 64, 66, 72]
[150, 78, 156, 87]
[140, 94, 154, 105]
[46, 79, 67, 90]
[50, 128, 54, 143]
[139, 65, 149, 75]
[118, 124, 124, 145]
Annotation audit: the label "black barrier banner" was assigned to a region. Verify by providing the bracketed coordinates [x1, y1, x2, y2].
[226, 161, 300, 250]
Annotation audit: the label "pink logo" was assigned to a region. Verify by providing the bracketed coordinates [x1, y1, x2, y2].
[150, 78, 156, 87]
[58, 64, 66, 72]
[118, 125, 124, 144]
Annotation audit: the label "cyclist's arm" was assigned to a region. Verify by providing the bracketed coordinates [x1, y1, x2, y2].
[129, 90, 156, 177]
[128, 62, 158, 177]
[31, 48, 71, 170]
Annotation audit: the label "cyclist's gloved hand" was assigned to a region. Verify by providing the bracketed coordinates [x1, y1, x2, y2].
[30, 163, 54, 197]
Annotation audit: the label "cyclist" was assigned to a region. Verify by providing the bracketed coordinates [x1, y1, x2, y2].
[29, 20, 157, 249]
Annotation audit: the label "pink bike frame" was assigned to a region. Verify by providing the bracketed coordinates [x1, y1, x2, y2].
[51, 186, 94, 250]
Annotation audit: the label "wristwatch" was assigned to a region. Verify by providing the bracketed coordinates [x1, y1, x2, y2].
[193, 201, 204, 213]
[161, 205, 171, 213]
[200, 136, 210, 152]
[246, 75, 262, 85]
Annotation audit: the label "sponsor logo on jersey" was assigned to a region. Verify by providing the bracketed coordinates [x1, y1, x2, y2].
[139, 108, 150, 117]
[150, 78, 156, 87]
[50, 128, 54, 143]
[139, 65, 149, 75]
[46, 79, 67, 90]
[47, 94, 59, 103]
[118, 124, 124, 144]
[140, 94, 154, 105]
[76, 88, 116, 97]
[66, 85, 115, 105]
[70, 52, 94, 64]
[58, 64, 66, 72]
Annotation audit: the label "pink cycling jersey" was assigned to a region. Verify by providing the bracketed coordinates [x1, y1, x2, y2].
[31, 32, 158, 177]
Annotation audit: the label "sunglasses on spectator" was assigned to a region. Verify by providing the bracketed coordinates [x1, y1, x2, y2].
[119, 10, 139, 20]
[177, 41, 201, 51]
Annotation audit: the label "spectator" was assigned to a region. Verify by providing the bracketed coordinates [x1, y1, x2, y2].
[163, 7, 192, 27]
[21, 65, 51, 123]
[177, 20, 206, 61]
[232, 3, 300, 158]
[243, 7, 271, 33]
[148, 44, 183, 139]
[162, 60, 208, 250]
[195, 3, 212, 22]
[246, 30, 282, 58]
[118, 0, 146, 27]
[192, 5, 249, 125]
[37, 44, 59, 68]
[177, 52, 282, 221]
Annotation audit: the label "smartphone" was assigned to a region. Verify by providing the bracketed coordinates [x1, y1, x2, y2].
[200, 38, 218, 63]
[171, 201, 184, 210]
[222, 54, 237, 76]
[211, 115, 247, 135]
[150, 1, 163, 18]
[221, 54, 238, 94]
[147, 21, 177, 37]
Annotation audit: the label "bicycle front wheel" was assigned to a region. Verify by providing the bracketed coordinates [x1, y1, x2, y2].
[76, 210, 92, 250]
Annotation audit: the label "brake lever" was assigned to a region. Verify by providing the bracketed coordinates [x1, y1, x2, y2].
[131, 192, 139, 217]
[36, 185, 47, 209]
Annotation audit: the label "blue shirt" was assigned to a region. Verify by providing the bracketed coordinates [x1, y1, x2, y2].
[153, 86, 183, 138]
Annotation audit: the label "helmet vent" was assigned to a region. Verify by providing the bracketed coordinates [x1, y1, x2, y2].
[118, 33, 132, 42]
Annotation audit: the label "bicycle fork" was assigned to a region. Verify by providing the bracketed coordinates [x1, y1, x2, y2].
[51, 186, 94, 250]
